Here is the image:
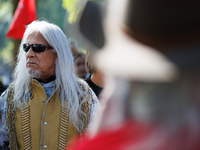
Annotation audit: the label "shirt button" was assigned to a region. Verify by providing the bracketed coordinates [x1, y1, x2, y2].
[44, 145, 47, 148]
[44, 122, 47, 125]
[42, 101, 45, 103]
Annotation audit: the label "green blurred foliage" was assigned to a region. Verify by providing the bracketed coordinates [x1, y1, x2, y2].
[62, 0, 108, 24]
[0, 41, 14, 64]
[0, 0, 13, 65]
[37, 0, 66, 30]
[0, 0, 13, 49]
[62, 0, 81, 24]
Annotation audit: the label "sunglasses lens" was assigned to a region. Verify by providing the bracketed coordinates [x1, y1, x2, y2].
[23, 44, 30, 52]
[32, 44, 45, 52]
[23, 43, 53, 53]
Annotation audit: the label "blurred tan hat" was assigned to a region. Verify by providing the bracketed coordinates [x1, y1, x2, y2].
[78, 0, 200, 82]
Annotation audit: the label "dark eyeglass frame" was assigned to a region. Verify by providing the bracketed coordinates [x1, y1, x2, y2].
[23, 43, 54, 53]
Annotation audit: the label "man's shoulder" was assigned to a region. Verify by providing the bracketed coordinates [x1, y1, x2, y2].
[77, 78, 91, 92]
[0, 83, 15, 101]
[77, 78, 98, 101]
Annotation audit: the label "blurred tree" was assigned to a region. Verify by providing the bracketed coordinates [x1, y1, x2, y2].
[62, 0, 107, 24]
[37, 0, 65, 29]
[0, 0, 12, 49]
[0, 0, 14, 75]
[11, 0, 20, 67]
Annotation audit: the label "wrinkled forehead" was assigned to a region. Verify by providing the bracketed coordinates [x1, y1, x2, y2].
[26, 31, 48, 45]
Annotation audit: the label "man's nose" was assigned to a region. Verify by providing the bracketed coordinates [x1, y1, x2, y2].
[26, 48, 36, 57]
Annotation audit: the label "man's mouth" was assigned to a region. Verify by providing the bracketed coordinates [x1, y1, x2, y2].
[27, 61, 36, 64]
[26, 62, 37, 67]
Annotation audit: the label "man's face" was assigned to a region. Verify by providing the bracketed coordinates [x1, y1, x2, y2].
[25, 32, 57, 82]
[74, 56, 87, 79]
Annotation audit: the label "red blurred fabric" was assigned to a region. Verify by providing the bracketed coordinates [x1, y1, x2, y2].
[67, 120, 200, 150]
[67, 121, 155, 150]
[6, 0, 36, 39]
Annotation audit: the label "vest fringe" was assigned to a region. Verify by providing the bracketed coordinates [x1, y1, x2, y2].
[6, 86, 19, 150]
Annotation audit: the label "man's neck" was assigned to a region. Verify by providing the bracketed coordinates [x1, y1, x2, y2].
[34, 75, 56, 83]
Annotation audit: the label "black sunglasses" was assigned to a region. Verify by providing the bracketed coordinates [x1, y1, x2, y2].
[23, 43, 54, 53]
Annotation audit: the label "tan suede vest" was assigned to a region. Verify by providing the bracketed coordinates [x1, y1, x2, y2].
[6, 79, 90, 150]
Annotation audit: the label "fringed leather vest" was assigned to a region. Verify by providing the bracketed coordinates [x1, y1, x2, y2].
[6, 79, 91, 150]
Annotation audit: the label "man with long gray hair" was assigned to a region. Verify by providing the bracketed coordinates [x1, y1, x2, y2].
[0, 20, 99, 150]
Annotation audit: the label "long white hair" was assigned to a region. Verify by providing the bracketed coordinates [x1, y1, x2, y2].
[12, 20, 88, 130]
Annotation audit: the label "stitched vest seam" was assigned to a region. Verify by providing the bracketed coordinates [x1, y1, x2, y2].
[21, 105, 32, 150]
[57, 106, 69, 150]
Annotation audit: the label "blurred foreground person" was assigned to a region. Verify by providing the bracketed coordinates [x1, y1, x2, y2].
[68, 0, 200, 149]
[0, 20, 99, 150]
[74, 52, 88, 79]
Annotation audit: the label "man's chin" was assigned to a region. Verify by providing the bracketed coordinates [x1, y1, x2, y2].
[27, 68, 41, 79]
